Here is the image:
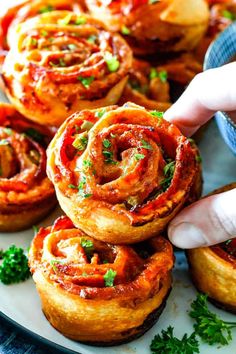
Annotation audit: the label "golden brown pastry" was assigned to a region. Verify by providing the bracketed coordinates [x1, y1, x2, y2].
[29, 216, 174, 345]
[47, 102, 202, 244]
[119, 58, 171, 111]
[119, 54, 202, 110]
[195, 0, 236, 61]
[0, 0, 86, 51]
[85, 0, 210, 56]
[2, 11, 132, 127]
[0, 103, 57, 232]
[187, 183, 236, 314]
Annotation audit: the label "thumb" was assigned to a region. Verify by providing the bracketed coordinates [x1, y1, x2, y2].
[168, 188, 236, 248]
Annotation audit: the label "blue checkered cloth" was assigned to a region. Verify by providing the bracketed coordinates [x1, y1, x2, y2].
[204, 22, 236, 155]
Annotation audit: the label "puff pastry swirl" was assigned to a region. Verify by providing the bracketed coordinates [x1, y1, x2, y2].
[2, 11, 132, 126]
[29, 215, 174, 345]
[47, 102, 202, 244]
[0, 0, 86, 51]
[85, 0, 210, 55]
[0, 103, 56, 231]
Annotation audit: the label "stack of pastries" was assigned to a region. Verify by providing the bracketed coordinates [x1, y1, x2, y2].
[0, 0, 234, 346]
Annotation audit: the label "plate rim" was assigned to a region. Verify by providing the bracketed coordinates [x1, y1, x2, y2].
[0, 310, 82, 354]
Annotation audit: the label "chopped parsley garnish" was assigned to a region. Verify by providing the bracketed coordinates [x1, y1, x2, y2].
[24, 128, 44, 144]
[150, 68, 168, 82]
[58, 13, 72, 25]
[195, 155, 202, 163]
[3, 128, 13, 136]
[149, 0, 160, 3]
[83, 159, 92, 170]
[41, 29, 48, 37]
[95, 109, 106, 118]
[69, 176, 92, 198]
[75, 16, 86, 25]
[150, 110, 163, 125]
[78, 76, 95, 88]
[135, 153, 145, 161]
[67, 44, 77, 51]
[50, 259, 65, 272]
[150, 326, 199, 354]
[80, 238, 94, 255]
[49, 58, 66, 67]
[188, 138, 195, 146]
[103, 139, 111, 148]
[121, 25, 130, 35]
[81, 120, 94, 131]
[38, 5, 55, 14]
[104, 269, 117, 287]
[190, 294, 236, 345]
[102, 150, 117, 164]
[140, 139, 152, 150]
[32, 225, 39, 235]
[222, 10, 235, 20]
[27, 37, 38, 47]
[87, 35, 97, 44]
[104, 52, 120, 72]
[0, 139, 9, 145]
[160, 160, 175, 191]
[72, 132, 88, 150]
[0, 245, 30, 285]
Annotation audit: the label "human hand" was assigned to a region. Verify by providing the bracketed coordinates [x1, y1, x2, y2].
[164, 62, 236, 248]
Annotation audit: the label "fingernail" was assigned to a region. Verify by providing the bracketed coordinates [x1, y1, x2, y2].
[168, 222, 208, 249]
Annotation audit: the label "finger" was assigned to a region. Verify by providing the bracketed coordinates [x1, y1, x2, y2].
[168, 188, 236, 248]
[164, 62, 236, 136]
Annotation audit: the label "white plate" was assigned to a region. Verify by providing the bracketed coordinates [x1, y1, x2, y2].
[0, 80, 236, 354]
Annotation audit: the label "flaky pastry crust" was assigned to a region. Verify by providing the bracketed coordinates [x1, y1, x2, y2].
[29, 216, 174, 345]
[2, 11, 132, 127]
[47, 102, 202, 244]
[85, 0, 209, 55]
[187, 183, 236, 314]
[119, 54, 202, 111]
[0, 0, 86, 51]
[0, 103, 56, 231]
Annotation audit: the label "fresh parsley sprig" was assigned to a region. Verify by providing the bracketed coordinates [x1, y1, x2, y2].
[189, 294, 236, 345]
[0, 245, 31, 285]
[150, 326, 199, 354]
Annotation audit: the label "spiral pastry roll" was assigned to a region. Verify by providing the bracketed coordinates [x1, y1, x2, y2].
[208, 0, 236, 37]
[0, 0, 86, 51]
[119, 58, 171, 111]
[187, 183, 236, 314]
[85, 0, 209, 56]
[119, 54, 202, 111]
[47, 103, 202, 244]
[0, 103, 56, 232]
[2, 12, 132, 127]
[29, 216, 174, 345]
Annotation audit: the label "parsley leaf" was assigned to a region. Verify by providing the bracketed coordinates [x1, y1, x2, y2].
[104, 269, 117, 287]
[38, 5, 54, 14]
[140, 139, 152, 150]
[189, 294, 236, 346]
[0, 245, 30, 285]
[135, 153, 145, 161]
[160, 160, 175, 191]
[80, 238, 94, 256]
[121, 25, 130, 35]
[78, 76, 95, 88]
[150, 326, 199, 354]
[103, 139, 111, 148]
[104, 52, 120, 72]
[95, 109, 106, 118]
